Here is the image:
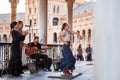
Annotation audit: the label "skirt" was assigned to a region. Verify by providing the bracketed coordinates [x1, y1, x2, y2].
[61, 44, 76, 71]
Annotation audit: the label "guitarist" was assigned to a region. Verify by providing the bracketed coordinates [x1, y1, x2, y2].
[27, 36, 52, 71]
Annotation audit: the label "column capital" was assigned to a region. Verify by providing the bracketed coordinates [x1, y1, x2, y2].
[65, 0, 75, 3]
[65, 0, 75, 6]
[9, 0, 19, 6]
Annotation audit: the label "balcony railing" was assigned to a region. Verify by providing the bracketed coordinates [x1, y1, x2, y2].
[0, 43, 63, 70]
[0, 43, 11, 75]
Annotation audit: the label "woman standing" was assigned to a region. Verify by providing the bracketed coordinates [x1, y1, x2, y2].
[76, 30, 82, 44]
[59, 23, 76, 76]
[8, 21, 28, 76]
[77, 44, 84, 61]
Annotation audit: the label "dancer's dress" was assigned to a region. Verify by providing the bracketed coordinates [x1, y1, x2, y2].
[60, 30, 76, 71]
[8, 30, 25, 76]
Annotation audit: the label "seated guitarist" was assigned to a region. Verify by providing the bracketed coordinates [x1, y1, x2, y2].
[27, 36, 52, 71]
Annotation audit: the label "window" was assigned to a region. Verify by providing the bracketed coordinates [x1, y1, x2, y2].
[3, 34, 7, 42]
[35, 8, 37, 14]
[53, 32, 57, 43]
[88, 29, 91, 43]
[53, 5, 56, 13]
[0, 35, 1, 42]
[53, 17, 59, 26]
[30, 20, 32, 26]
[82, 30, 86, 43]
[34, 33, 36, 38]
[29, 8, 32, 15]
[57, 6, 59, 14]
[34, 19, 37, 25]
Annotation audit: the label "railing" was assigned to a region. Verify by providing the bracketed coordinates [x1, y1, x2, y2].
[0, 43, 63, 70]
[0, 43, 11, 76]
[46, 44, 62, 60]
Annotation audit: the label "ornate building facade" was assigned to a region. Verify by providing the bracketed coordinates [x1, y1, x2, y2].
[73, 2, 95, 48]
[0, 21, 10, 42]
[0, 0, 94, 47]
[25, 0, 68, 43]
[47, 1, 95, 48]
[24, 0, 40, 43]
[25, 0, 89, 44]
[0, 13, 25, 42]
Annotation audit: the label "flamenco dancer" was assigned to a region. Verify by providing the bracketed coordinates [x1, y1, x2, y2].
[59, 23, 76, 76]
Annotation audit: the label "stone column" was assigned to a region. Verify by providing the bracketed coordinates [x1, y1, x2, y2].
[39, 0, 48, 43]
[95, 0, 120, 80]
[65, 0, 75, 45]
[9, 0, 19, 22]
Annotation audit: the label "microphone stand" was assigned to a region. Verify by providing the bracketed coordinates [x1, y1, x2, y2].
[25, 25, 31, 43]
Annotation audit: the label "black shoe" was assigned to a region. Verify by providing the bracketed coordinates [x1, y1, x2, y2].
[12, 74, 21, 76]
[48, 69, 52, 71]
[44, 68, 47, 71]
[20, 71, 24, 74]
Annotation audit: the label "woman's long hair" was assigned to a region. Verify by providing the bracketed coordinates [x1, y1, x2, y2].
[10, 21, 17, 34]
[78, 44, 82, 48]
[61, 23, 68, 31]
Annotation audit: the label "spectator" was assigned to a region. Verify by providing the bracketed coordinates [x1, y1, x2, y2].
[85, 44, 92, 61]
[77, 44, 84, 61]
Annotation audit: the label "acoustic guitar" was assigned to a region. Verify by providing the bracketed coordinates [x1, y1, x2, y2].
[25, 45, 39, 56]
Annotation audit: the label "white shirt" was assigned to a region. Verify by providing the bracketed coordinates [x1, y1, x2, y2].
[61, 30, 71, 41]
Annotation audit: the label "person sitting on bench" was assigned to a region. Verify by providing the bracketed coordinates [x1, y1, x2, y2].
[26, 36, 52, 71]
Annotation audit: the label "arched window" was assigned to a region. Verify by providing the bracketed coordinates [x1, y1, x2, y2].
[29, 33, 31, 42]
[34, 33, 36, 38]
[29, 8, 32, 15]
[73, 35, 75, 43]
[53, 32, 57, 43]
[35, 8, 37, 14]
[53, 17, 59, 26]
[82, 30, 86, 43]
[3, 34, 7, 42]
[30, 19, 32, 26]
[0, 35, 1, 42]
[34, 19, 37, 26]
[88, 29, 91, 43]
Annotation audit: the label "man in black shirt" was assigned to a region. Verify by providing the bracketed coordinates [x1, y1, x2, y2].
[28, 36, 52, 71]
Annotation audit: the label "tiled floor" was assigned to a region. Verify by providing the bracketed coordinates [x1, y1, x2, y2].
[0, 61, 93, 80]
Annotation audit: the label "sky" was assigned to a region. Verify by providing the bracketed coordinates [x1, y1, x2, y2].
[0, 0, 91, 14]
[0, 0, 25, 14]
